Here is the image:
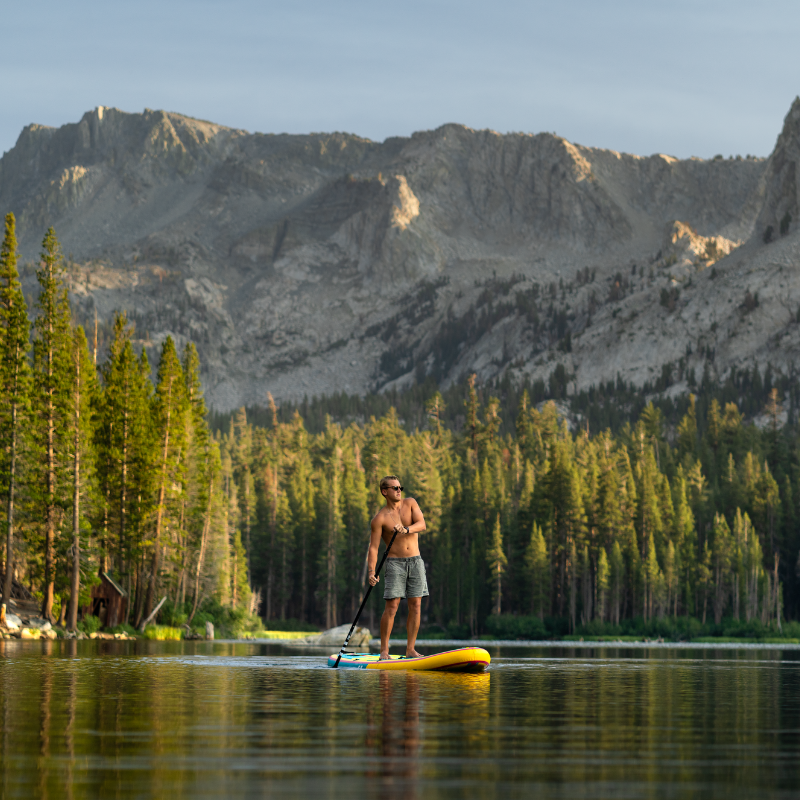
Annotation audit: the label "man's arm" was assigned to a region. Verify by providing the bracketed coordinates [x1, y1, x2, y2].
[367, 515, 383, 586]
[406, 499, 426, 534]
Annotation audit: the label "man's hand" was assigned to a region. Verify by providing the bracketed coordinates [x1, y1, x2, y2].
[393, 524, 409, 535]
[368, 571, 379, 587]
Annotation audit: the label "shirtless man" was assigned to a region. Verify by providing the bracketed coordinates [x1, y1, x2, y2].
[368, 475, 428, 660]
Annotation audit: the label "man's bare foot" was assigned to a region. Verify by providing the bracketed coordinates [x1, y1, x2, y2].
[406, 648, 423, 658]
[379, 651, 392, 661]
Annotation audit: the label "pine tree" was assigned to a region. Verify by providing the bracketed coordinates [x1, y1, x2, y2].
[644, 531, 659, 621]
[596, 546, 609, 622]
[698, 541, 712, 624]
[515, 390, 533, 460]
[99, 316, 152, 586]
[636, 441, 663, 596]
[143, 336, 187, 620]
[664, 539, 677, 616]
[711, 513, 733, 624]
[189, 440, 221, 623]
[673, 467, 697, 616]
[425, 391, 445, 443]
[465, 373, 480, 454]
[96, 314, 156, 619]
[677, 394, 698, 463]
[525, 521, 548, 618]
[231, 528, 250, 610]
[67, 327, 98, 630]
[274, 492, 293, 618]
[32, 228, 73, 621]
[0, 213, 31, 604]
[285, 412, 315, 620]
[182, 343, 213, 607]
[318, 445, 344, 628]
[609, 540, 624, 625]
[487, 514, 507, 615]
[340, 444, 369, 616]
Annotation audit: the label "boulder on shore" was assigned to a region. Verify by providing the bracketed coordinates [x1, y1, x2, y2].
[296, 624, 371, 647]
[3, 612, 22, 630]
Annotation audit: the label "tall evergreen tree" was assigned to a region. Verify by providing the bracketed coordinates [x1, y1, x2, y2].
[32, 228, 73, 621]
[487, 514, 507, 615]
[66, 327, 98, 629]
[0, 213, 31, 604]
[143, 336, 187, 620]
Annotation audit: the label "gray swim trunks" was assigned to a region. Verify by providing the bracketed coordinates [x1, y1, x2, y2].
[383, 556, 429, 599]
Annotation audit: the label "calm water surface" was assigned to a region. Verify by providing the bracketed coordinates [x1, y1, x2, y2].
[1, 639, 799, 799]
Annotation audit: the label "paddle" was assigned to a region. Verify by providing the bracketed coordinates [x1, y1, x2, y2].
[332, 527, 399, 668]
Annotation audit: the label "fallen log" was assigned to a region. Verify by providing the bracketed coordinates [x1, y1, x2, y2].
[138, 596, 167, 632]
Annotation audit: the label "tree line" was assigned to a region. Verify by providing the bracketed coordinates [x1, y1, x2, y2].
[2, 209, 799, 635]
[228, 373, 798, 635]
[0, 214, 227, 629]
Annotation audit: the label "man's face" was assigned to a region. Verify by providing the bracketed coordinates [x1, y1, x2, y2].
[383, 481, 402, 498]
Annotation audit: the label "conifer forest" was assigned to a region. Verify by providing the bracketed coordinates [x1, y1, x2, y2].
[2, 210, 800, 637]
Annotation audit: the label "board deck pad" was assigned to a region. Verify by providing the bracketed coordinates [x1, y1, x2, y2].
[328, 647, 490, 672]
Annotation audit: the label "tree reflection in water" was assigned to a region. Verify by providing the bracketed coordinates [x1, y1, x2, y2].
[365, 669, 491, 798]
[2, 642, 800, 798]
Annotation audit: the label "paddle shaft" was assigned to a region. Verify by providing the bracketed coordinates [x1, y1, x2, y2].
[333, 528, 399, 668]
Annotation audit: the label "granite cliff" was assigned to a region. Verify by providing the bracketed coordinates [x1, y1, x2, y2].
[0, 100, 798, 410]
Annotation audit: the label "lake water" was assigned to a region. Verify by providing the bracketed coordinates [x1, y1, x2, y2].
[1, 639, 799, 799]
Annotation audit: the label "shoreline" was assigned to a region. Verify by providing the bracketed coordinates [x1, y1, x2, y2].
[197, 637, 800, 650]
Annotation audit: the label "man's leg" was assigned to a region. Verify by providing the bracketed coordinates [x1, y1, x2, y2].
[406, 597, 422, 657]
[380, 598, 400, 659]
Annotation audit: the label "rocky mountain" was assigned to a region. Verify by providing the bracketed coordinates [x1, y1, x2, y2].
[0, 100, 798, 411]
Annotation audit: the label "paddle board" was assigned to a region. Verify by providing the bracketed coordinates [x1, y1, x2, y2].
[328, 646, 490, 672]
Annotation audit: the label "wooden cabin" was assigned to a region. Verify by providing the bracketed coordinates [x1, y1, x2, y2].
[82, 572, 128, 628]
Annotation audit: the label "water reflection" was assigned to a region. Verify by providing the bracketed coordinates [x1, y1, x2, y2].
[364, 670, 490, 799]
[0, 641, 799, 798]
[366, 672, 420, 794]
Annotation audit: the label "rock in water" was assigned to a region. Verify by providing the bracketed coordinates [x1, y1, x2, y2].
[314, 624, 371, 647]
[205, 621, 214, 640]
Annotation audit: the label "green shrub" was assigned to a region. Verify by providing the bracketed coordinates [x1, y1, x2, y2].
[144, 625, 183, 641]
[485, 614, 547, 640]
[190, 598, 265, 638]
[781, 621, 800, 638]
[570, 615, 796, 641]
[107, 623, 138, 637]
[445, 621, 471, 639]
[160, 598, 188, 628]
[78, 615, 102, 635]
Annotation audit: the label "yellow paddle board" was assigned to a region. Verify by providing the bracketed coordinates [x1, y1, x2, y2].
[329, 647, 490, 672]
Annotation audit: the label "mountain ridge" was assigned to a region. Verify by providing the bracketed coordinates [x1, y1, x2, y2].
[0, 102, 796, 411]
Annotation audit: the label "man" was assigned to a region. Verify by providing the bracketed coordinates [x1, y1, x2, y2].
[368, 475, 428, 660]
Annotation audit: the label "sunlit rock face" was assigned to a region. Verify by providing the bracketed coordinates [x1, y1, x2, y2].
[1, 101, 797, 410]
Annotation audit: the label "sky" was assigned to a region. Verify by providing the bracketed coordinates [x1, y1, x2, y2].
[2, 0, 799, 159]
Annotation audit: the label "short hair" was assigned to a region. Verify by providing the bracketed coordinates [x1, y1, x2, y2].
[380, 475, 400, 491]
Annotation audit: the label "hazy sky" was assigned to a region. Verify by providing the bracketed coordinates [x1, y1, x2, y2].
[2, 0, 798, 159]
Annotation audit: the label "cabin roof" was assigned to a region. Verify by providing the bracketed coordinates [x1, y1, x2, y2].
[103, 572, 127, 597]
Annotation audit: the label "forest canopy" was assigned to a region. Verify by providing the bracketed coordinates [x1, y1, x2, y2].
[2, 211, 798, 639]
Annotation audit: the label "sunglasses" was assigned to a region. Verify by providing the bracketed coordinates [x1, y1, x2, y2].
[384, 485, 403, 492]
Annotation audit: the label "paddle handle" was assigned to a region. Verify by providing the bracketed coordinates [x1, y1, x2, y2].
[333, 528, 399, 668]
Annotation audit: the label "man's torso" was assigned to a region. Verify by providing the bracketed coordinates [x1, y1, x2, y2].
[375, 499, 419, 558]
